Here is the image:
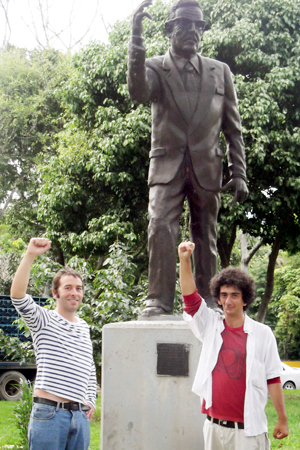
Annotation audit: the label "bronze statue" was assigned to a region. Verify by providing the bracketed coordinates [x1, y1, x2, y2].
[128, 0, 248, 316]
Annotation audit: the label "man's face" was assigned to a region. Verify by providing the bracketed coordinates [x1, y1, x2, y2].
[53, 274, 84, 314]
[170, 6, 204, 58]
[217, 285, 246, 318]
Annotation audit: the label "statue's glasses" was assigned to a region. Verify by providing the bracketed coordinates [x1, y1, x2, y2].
[166, 18, 206, 32]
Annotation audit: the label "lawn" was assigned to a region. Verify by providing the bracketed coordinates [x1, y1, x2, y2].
[0, 391, 299, 449]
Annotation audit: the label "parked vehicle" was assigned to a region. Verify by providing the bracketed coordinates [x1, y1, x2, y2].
[0, 295, 47, 401]
[281, 362, 300, 390]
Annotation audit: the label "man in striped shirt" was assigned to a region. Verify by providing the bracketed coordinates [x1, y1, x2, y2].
[11, 237, 97, 450]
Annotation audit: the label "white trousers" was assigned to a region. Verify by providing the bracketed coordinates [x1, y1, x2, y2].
[203, 418, 271, 450]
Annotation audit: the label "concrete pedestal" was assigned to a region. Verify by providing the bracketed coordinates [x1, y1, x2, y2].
[101, 317, 204, 450]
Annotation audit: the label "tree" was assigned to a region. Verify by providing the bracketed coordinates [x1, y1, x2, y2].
[36, 1, 171, 266]
[0, 46, 71, 243]
[201, 0, 300, 321]
[3, 0, 300, 325]
[272, 253, 300, 359]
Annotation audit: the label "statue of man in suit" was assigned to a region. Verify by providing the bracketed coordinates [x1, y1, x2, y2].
[128, 0, 248, 316]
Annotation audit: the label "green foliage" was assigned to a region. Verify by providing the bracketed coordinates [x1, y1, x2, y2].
[0, 46, 72, 240]
[0, 329, 35, 363]
[204, 0, 300, 258]
[272, 253, 300, 359]
[77, 242, 146, 376]
[1, 0, 300, 334]
[247, 246, 271, 315]
[0, 225, 26, 294]
[13, 380, 33, 450]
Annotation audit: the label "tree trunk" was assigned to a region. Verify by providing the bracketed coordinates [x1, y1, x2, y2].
[240, 233, 263, 272]
[256, 235, 282, 323]
[217, 225, 237, 268]
[55, 245, 65, 266]
[0, 190, 14, 219]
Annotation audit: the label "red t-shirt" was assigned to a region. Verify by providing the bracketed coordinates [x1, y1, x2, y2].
[202, 322, 246, 422]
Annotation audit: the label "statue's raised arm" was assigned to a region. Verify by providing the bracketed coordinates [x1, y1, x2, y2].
[128, 1, 154, 103]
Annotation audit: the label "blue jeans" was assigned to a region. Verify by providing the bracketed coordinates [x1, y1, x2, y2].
[28, 403, 90, 450]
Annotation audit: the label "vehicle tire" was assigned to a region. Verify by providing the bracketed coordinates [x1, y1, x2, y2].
[283, 380, 296, 390]
[0, 371, 27, 401]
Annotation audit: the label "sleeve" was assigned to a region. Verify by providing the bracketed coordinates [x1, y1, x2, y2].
[183, 290, 202, 316]
[267, 377, 281, 385]
[264, 327, 283, 380]
[183, 296, 222, 342]
[86, 360, 97, 408]
[127, 36, 159, 104]
[11, 294, 50, 334]
[222, 63, 247, 182]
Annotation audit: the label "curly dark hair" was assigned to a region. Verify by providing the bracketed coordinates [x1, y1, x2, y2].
[52, 267, 83, 294]
[165, 0, 203, 36]
[209, 267, 256, 311]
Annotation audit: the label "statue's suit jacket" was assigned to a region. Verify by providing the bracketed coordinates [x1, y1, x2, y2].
[128, 45, 247, 190]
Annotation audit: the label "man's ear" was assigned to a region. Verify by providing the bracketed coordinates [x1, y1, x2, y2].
[52, 289, 58, 300]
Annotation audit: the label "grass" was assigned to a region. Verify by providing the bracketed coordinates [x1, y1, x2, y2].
[0, 400, 21, 447]
[1, 391, 299, 448]
[0, 395, 101, 449]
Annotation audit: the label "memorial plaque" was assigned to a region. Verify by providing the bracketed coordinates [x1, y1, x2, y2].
[157, 343, 189, 376]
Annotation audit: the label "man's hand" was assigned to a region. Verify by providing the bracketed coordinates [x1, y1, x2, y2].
[27, 237, 51, 256]
[85, 402, 95, 421]
[11, 237, 51, 298]
[132, 0, 153, 36]
[221, 177, 248, 206]
[178, 241, 196, 295]
[273, 418, 289, 439]
[178, 241, 195, 261]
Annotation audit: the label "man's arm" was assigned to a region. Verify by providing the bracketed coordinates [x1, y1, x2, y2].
[85, 360, 97, 420]
[178, 241, 196, 296]
[11, 238, 51, 298]
[268, 382, 289, 439]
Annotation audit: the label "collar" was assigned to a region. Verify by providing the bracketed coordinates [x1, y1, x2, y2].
[243, 314, 254, 334]
[170, 49, 201, 75]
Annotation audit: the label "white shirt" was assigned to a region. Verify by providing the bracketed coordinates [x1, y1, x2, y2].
[184, 299, 282, 436]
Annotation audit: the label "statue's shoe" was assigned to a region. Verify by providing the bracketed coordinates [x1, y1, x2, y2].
[139, 306, 170, 317]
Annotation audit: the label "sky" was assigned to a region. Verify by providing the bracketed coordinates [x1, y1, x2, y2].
[0, 0, 155, 51]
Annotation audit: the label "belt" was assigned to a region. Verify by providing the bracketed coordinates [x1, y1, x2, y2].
[33, 397, 91, 411]
[207, 415, 244, 430]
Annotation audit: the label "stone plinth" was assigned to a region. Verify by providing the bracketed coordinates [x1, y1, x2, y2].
[101, 317, 204, 450]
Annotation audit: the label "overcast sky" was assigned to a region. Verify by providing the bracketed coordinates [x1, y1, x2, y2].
[0, 0, 156, 51]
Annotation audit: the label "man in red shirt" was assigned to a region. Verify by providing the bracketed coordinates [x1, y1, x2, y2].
[178, 241, 288, 450]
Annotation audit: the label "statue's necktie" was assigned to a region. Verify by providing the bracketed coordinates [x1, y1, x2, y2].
[183, 61, 200, 118]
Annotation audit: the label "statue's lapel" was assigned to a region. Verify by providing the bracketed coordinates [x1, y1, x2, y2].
[191, 56, 216, 128]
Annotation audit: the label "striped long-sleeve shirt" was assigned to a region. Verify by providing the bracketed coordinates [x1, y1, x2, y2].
[11, 294, 97, 408]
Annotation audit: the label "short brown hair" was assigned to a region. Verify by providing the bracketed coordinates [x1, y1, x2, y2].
[209, 267, 256, 311]
[52, 267, 83, 293]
